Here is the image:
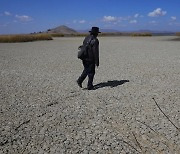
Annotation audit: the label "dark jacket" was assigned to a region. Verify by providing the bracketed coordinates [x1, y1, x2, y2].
[83, 35, 99, 66]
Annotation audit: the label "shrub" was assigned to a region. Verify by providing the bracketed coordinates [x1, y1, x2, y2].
[0, 34, 53, 43]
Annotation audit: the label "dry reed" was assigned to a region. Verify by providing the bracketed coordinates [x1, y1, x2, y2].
[0, 34, 53, 43]
[131, 33, 152, 37]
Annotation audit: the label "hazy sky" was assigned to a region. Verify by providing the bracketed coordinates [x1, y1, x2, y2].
[0, 0, 180, 34]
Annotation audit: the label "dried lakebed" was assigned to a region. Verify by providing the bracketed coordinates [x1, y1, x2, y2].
[0, 36, 180, 153]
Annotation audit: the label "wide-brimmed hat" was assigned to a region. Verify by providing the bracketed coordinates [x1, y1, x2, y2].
[89, 27, 101, 33]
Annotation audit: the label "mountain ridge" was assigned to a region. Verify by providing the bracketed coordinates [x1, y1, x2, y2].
[46, 25, 176, 35]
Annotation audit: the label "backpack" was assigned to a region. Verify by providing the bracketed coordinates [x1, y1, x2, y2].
[77, 36, 93, 60]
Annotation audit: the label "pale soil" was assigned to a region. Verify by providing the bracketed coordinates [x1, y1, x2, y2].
[0, 36, 180, 153]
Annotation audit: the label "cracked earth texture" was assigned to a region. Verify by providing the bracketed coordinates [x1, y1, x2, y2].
[0, 36, 180, 154]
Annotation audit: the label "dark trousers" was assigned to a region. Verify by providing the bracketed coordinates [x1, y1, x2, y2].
[78, 60, 95, 88]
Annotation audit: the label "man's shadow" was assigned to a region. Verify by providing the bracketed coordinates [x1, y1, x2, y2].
[94, 80, 129, 89]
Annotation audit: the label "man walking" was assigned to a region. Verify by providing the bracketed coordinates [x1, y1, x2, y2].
[77, 27, 100, 90]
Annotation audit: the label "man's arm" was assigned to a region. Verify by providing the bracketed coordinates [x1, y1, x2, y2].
[93, 39, 99, 67]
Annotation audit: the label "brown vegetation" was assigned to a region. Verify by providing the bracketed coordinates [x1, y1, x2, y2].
[99, 32, 123, 37]
[50, 32, 125, 37]
[49, 33, 88, 37]
[131, 33, 152, 37]
[50, 33, 65, 37]
[170, 32, 180, 41]
[176, 32, 180, 36]
[0, 34, 53, 43]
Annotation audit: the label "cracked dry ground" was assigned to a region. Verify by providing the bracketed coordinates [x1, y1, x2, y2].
[0, 36, 180, 154]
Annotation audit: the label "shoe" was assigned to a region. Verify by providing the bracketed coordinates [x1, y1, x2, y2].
[87, 86, 94, 90]
[77, 80, 82, 88]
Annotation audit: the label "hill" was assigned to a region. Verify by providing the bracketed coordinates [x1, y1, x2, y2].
[47, 25, 78, 34]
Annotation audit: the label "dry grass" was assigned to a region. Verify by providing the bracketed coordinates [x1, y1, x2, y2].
[47, 32, 153, 37]
[171, 32, 180, 41]
[99, 32, 123, 36]
[131, 33, 152, 37]
[0, 34, 53, 43]
[176, 32, 180, 36]
[48, 33, 88, 37]
[50, 33, 65, 37]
